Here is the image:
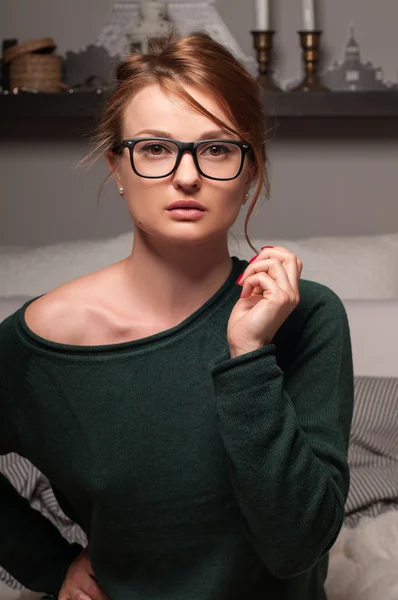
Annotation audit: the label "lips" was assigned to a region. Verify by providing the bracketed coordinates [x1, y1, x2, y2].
[167, 201, 206, 211]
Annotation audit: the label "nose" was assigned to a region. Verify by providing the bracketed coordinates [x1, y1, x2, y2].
[172, 150, 201, 192]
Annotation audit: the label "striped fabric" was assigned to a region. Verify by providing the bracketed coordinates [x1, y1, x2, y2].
[1, 377, 397, 589]
[0, 454, 87, 590]
[345, 376, 398, 527]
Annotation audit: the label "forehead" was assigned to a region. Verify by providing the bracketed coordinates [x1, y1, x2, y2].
[122, 83, 236, 140]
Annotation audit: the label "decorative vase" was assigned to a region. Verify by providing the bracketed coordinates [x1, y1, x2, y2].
[126, 0, 172, 54]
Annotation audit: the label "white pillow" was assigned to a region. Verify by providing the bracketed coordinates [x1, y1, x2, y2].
[1, 232, 398, 300]
[230, 233, 398, 300]
[343, 300, 398, 377]
[0, 233, 134, 297]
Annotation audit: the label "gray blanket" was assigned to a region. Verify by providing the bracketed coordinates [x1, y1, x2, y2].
[345, 376, 398, 526]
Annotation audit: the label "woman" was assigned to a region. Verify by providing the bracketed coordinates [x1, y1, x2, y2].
[0, 32, 354, 600]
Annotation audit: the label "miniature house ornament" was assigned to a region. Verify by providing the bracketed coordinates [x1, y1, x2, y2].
[126, 0, 171, 53]
[322, 27, 395, 91]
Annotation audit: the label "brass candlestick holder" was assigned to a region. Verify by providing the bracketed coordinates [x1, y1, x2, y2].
[251, 31, 281, 92]
[292, 31, 329, 92]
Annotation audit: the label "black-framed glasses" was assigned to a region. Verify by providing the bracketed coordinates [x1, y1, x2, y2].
[112, 138, 253, 181]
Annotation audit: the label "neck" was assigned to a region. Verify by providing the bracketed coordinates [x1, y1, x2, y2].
[120, 231, 234, 323]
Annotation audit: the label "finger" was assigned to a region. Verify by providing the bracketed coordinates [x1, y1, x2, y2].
[240, 271, 281, 299]
[262, 249, 299, 293]
[60, 579, 107, 600]
[297, 257, 303, 277]
[83, 581, 108, 600]
[59, 591, 97, 600]
[242, 251, 290, 283]
[72, 593, 93, 600]
[251, 286, 263, 296]
[241, 247, 302, 296]
[267, 246, 303, 282]
[243, 248, 298, 284]
[241, 258, 296, 299]
[79, 580, 108, 600]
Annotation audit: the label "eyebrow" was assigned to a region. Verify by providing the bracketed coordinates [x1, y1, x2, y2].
[131, 128, 238, 140]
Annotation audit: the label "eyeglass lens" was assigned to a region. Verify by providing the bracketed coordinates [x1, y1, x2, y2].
[132, 140, 242, 179]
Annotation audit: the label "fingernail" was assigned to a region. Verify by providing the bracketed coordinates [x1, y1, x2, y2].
[236, 273, 244, 284]
[248, 254, 259, 264]
[261, 245, 274, 249]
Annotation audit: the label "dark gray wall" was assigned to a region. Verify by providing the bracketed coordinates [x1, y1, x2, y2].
[1, 0, 397, 246]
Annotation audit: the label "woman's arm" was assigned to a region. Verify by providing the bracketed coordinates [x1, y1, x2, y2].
[210, 284, 354, 578]
[0, 473, 83, 594]
[0, 314, 83, 595]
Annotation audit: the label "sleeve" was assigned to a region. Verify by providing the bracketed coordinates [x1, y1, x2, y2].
[0, 474, 83, 594]
[210, 287, 354, 578]
[0, 315, 83, 595]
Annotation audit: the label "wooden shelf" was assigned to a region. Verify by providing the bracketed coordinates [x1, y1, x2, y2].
[0, 90, 107, 122]
[1, 90, 398, 121]
[264, 91, 398, 118]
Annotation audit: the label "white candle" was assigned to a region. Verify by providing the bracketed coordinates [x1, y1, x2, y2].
[302, 0, 316, 30]
[255, 0, 270, 30]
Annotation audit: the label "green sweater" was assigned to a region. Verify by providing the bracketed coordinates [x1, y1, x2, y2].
[0, 256, 354, 600]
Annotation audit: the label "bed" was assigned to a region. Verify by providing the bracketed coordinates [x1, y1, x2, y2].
[1, 231, 397, 600]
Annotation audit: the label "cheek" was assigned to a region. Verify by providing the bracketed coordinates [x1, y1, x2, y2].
[121, 166, 156, 197]
[122, 177, 167, 223]
[208, 184, 246, 227]
[214, 180, 246, 206]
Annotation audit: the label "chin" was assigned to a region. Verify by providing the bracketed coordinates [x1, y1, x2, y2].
[135, 219, 230, 246]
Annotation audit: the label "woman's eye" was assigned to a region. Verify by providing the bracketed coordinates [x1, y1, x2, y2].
[143, 144, 169, 155]
[203, 144, 231, 156]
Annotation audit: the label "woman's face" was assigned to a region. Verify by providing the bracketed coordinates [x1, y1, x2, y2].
[109, 83, 253, 246]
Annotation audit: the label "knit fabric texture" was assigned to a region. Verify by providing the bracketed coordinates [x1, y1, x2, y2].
[0, 256, 354, 599]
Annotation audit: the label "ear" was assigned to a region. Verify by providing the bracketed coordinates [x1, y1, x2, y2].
[106, 150, 122, 189]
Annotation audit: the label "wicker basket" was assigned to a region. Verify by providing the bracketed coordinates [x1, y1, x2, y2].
[3, 37, 63, 93]
[9, 53, 63, 92]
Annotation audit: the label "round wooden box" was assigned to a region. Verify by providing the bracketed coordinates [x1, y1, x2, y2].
[9, 53, 63, 92]
[3, 37, 63, 93]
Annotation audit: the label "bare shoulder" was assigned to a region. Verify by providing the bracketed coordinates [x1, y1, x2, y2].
[24, 265, 122, 345]
[24, 289, 85, 345]
[25, 281, 94, 345]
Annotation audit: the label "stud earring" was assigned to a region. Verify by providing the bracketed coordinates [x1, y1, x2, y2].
[244, 192, 249, 203]
[119, 187, 124, 195]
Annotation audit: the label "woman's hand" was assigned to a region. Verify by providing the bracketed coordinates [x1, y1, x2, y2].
[227, 246, 303, 358]
[59, 547, 108, 600]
